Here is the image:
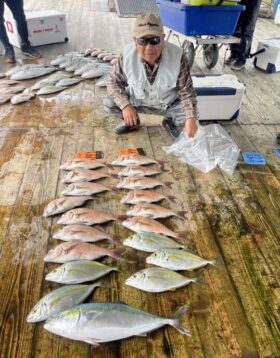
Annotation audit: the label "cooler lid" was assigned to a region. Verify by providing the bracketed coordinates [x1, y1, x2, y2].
[25, 10, 66, 19]
[259, 37, 280, 49]
[192, 74, 245, 96]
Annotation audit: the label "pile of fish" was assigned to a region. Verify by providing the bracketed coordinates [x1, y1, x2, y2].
[28, 151, 222, 345]
[110, 153, 222, 295]
[0, 47, 115, 105]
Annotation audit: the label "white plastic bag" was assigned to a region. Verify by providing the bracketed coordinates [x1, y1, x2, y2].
[162, 124, 240, 175]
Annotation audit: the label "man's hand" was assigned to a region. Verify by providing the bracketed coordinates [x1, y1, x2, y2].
[184, 117, 198, 138]
[122, 104, 139, 126]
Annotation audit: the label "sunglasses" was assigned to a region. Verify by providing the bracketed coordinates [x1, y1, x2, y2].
[137, 37, 161, 46]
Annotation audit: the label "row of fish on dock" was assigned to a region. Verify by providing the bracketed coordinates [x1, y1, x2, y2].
[0, 47, 113, 105]
[27, 153, 221, 346]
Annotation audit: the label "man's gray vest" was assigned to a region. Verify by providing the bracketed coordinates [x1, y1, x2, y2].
[123, 41, 183, 110]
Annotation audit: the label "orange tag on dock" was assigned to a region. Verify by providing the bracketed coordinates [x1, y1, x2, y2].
[118, 148, 145, 156]
[75, 151, 103, 160]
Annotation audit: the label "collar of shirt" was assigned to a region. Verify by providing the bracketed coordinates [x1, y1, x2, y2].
[141, 55, 161, 84]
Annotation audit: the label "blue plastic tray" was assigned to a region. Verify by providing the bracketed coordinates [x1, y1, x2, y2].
[157, 0, 245, 35]
[242, 152, 266, 165]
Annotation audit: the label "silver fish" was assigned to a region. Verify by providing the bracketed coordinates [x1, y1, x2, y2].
[120, 190, 175, 205]
[43, 196, 93, 217]
[81, 68, 109, 79]
[44, 303, 190, 345]
[61, 182, 112, 196]
[118, 165, 164, 177]
[44, 241, 124, 263]
[1, 85, 25, 94]
[11, 91, 36, 105]
[37, 85, 67, 95]
[59, 159, 108, 170]
[27, 282, 104, 323]
[0, 94, 13, 104]
[122, 216, 186, 240]
[111, 155, 160, 167]
[56, 77, 82, 87]
[146, 249, 220, 271]
[53, 224, 120, 243]
[11, 67, 57, 80]
[6, 64, 47, 77]
[62, 169, 111, 183]
[117, 176, 172, 190]
[125, 268, 201, 292]
[45, 260, 118, 284]
[96, 75, 108, 87]
[126, 203, 186, 219]
[57, 208, 124, 225]
[123, 232, 187, 252]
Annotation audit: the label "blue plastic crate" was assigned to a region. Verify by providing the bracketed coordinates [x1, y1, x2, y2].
[157, 0, 245, 35]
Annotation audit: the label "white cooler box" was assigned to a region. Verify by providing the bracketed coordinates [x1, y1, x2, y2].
[253, 38, 280, 73]
[192, 74, 245, 121]
[4, 10, 68, 48]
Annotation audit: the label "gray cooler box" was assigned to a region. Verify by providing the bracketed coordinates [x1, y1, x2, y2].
[192, 74, 245, 121]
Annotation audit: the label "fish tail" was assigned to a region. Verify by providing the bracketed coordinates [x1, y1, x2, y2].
[116, 215, 127, 223]
[111, 248, 126, 260]
[92, 280, 115, 289]
[158, 160, 166, 169]
[111, 186, 119, 192]
[109, 235, 121, 244]
[110, 173, 119, 178]
[174, 231, 188, 240]
[164, 181, 173, 189]
[170, 304, 190, 336]
[176, 210, 188, 219]
[105, 163, 113, 169]
[210, 256, 226, 271]
[167, 195, 176, 203]
[193, 274, 208, 287]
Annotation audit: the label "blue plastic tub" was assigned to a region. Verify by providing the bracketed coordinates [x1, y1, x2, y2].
[157, 0, 245, 35]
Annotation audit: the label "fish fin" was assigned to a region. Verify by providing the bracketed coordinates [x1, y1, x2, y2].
[137, 332, 147, 337]
[210, 255, 226, 271]
[84, 339, 100, 346]
[111, 248, 126, 261]
[174, 231, 188, 240]
[170, 304, 191, 336]
[93, 281, 115, 290]
[164, 181, 173, 189]
[176, 211, 188, 219]
[167, 195, 176, 203]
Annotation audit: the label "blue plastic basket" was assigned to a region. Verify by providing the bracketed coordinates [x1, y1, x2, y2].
[157, 0, 245, 35]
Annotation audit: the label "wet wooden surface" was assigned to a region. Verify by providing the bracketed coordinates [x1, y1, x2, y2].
[0, 1, 280, 357]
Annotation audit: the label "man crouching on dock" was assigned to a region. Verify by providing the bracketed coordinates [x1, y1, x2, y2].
[103, 13, 198, 139]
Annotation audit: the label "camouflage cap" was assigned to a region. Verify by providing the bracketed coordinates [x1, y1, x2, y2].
[133, 13, 164, 38]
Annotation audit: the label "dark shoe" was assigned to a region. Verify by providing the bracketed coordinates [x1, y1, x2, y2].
[114, 119, 140, 135]
[162, 118, 180, 139]
[224, 53, 238, 65]
[231, 58, 246, 70]
[4, 46, 16, 63]
[21, 45, 41, 59]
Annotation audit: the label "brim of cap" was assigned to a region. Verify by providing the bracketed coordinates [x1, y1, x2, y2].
[134, 29, 164, 38]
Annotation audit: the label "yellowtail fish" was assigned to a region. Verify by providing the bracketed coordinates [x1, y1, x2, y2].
[44, 303, 190, 345]
[125, 268, 202, 292]
[123, 232, 188, 252]
[27, 282, 107, 322]
[146, 249, 223, 271]
[45, 260, 118, 284]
